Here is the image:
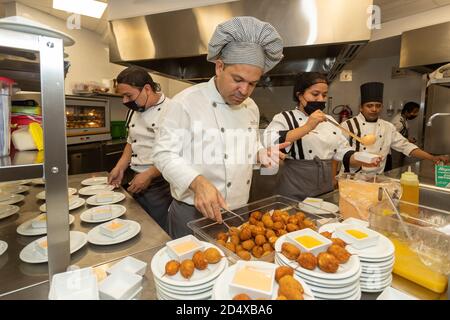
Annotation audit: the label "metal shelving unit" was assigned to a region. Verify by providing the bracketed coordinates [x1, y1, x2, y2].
[0, 27, 70, 280]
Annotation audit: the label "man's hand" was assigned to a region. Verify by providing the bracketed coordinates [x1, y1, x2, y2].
[258, 142, 291, 168]
[190, 176, 226, 223]
[432, 155, 449, 165]
[305, 110, 327, 131]
[108, 166, 125, 188]
[127, 171, 152, 194]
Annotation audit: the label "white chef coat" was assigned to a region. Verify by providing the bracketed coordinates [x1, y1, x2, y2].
[127, 94, 171, 173]
[153, 77, 263, 208]
[341, 113, 418, 174]
[391, 112, 408, 138]
[263, 108, 354, 161]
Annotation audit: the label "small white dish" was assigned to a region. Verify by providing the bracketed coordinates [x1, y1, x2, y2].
[17, 214, 75, 236]
[81, 177, 108, 186]
[229, 260, 275, 300]
[299, 200, 339, 215]
[19, 231, 88, 264]
[335, 224, 379, 249]
[99, 218, 130, 238]
[49, 267, 99, 300]
[0, 193, 25, 205]
[166, 235, 204, 261]
[106, 256, 147, 276]
[0, 204, 20, 220]
[376, 286, 418, 300]
[40, 197, 86, 212]
[86, 192, 125, 206]
[80, 205, 126, 223]
[99, 270, 142, 300]
[87, 220, 141, 245]
[78, 184, 114, 196]
[36, 188, 77, 200]
[0, 184, 30, 194]
[0, 240, 8, 256]
[286, 228, 332, 255]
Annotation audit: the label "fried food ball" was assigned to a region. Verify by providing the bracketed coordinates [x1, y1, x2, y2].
[252, 245, 264, 258]
[295, 212, 306, 221]
[262, 250, 272, 257]
[255, 234, 266, 246]
[281, 215, 290, 224]
[250, 211, 263, 221]
[317, 252, 339, 273]
[273, 221, 285, 230]
[278, 275, 304, 300]
[286, 223, 299, 232]
[225, 242, 236, 253]
[327, 244, 351, 264]
[230, 234, 240, 246]
[248, 217, 259, 226]
[303, 218, 316, 230]
[275, 266, 294, 282]
[233, 293, 252, 300]
[252, 226, 265, 237]
[242, 239, 255, 251]
[320, 231, 332, 239]
[262, 243, 272, 252]
[237, 250, 251, 261]
[331, 238, 347, 248]
[235, 244, 243, 253]
[276, 229, 288, 237]
[297, 252, 317, 270]
[204, 247, 222, 264]
[262, 216, 274, 229]
[281, 242, 301, 260]
[266, 229, 276, 239]
[216, 239, 226, 247]
[229, 227, 240, 236]
[268, 236, 278, 247]
[216, 232, 228, 242]
[180, 259, 195, 279]
[239, 227, 252, 241]
[256, 221, 265, 228]
[277, 295, 288, 300]
[272, 211, 283, 223]
[287, 217, 299, 225]
[164, 260, 180, 276]
[192, 251, 208, 270]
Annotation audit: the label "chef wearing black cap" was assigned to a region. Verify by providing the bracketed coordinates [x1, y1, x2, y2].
[341, 82, 448, 173]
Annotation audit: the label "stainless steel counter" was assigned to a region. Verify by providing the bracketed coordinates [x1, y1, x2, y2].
[0, 172, 170, 297]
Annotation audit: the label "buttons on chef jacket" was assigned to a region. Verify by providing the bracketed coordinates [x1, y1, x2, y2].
[158, 108, 161, 111]
[131, 124, 135, 128]
[248, 127, 252, 132]
[333, 132, 337, 135]
[309, 150, 313, 154]
[224, 154, 228, 160]
[379, 135, 382, 138]
[246, 180, 251, 185]
[227, 182, 232, 188]
[363, 147, 366, 150]
[131, 154, 137, 157]
[299, 118, 303, 121]
[221, 128, 225, 133]
[362, 123, 366, 126]
[334, 149, 337, 153]
[212, 102, 217, 108]
[380, 147, 383, 151]
[133, 139, 137, 143]
[152, 123, 155, 127]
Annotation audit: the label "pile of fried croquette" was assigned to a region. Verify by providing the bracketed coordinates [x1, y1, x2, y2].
[216, 210, 317, 260]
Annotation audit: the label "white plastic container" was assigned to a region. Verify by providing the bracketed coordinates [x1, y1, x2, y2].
[335, 224, 379, 249]
[11, 126, 36, 151]
[287, 228, 332, 255]
[49, 267, 99, 300]
[106, 256, 147, 276]
[166, 235, 204, 261]
[354, 151, 380, 164]
[229, 261, 275, 300]
[100, 219, 129, 238]
[99, 270, 142, 300]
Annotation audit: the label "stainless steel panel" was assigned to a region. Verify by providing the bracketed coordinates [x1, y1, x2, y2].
[424, 84, 450, 154]
[39, 36, 70, 279]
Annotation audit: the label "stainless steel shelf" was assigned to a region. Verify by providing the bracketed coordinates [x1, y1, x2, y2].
[429, 78, 450, 87]
[0, 151, 44, 182]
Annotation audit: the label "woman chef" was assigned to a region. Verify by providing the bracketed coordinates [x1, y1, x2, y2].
[263, 72, 379, 200]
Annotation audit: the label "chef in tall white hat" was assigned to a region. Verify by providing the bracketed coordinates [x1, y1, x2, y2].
[153, 16, 287, 238]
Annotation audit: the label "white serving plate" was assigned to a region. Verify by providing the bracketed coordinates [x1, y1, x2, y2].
[0, 184, 30, 194]
[0, 193, 25, 205]
[87, 220, 141, 245]
[79, 184, 114, 196]
[299, 200, 339, 215]
[81, 177, 108, 186]
[39, 197, 85, 212]
[86, 192, 125, 206]
[17, 214, 75, 236]
[0, 204, 20, 220]
[36, 188, 78, 200]
[0, 240, 7, 256]
[80, 205, 126, 223]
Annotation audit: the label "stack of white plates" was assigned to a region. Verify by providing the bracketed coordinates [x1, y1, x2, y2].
[274, 235, 362, 300]
[212, 260, 315, 300]
[151, 242, 228, 300]
[319, 222, 395, 293]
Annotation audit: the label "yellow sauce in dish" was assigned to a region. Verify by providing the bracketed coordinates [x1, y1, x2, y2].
[295, 235, 323, 248]
[346, 229, 368, 239]
[173, 240, 199, 254]
[232, 266, 273, 292]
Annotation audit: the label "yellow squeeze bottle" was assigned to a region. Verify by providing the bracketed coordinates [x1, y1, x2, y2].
[399, 166, 419, 220]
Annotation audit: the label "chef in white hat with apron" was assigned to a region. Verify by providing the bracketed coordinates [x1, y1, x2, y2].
[153, 16, 287, 238]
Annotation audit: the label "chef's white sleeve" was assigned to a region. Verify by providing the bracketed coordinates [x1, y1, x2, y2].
[262, 113, 292, 153]
[389, 125, 418, 156]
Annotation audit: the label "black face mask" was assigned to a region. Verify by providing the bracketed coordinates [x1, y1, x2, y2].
[304, 101, 326, 115]
[123, 89, 147, 112]
[406, 115, 418, 121]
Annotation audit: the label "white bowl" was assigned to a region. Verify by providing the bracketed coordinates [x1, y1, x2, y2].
[286, 228, 332, 255]
[166, 235, 204, 261]
[106, 256, 147, 276]
[335, 224, 379, 249]
[99, 270, 142, 300]
[49, 267, 99, 300]
[229, 260, 275, 300]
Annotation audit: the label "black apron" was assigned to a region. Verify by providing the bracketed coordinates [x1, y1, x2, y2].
[168, 199, 203, 239]
[276, 157, 333, 201]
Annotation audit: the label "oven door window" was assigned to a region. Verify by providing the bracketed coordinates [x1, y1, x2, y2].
[66, 105, 105, 129]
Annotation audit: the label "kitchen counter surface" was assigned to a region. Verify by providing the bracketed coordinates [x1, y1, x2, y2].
[0, 172, 170, 297]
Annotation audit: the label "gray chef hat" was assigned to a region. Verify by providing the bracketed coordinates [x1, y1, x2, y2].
[207, 16, 284, 73]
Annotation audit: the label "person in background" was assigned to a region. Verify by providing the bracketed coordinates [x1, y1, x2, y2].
[108, 66, 172, 233]
[263, 72, 379, 201]
[341, 82, 448, 174]
[153, 16, 287, 238]
[391, 101, 420, 142]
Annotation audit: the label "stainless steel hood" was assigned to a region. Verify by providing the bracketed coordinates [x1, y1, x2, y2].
[400, 21, 450, 74]
[109, 0, 372, 86]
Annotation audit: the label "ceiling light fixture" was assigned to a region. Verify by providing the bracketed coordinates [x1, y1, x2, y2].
[53, 0, 107, 19]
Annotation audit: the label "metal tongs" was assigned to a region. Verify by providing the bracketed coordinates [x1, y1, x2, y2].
[220, 207, 245, 230]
